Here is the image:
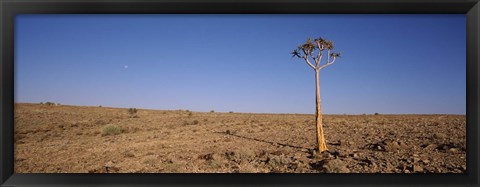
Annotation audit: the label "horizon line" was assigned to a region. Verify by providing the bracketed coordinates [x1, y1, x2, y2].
[14, 102, 467, 116]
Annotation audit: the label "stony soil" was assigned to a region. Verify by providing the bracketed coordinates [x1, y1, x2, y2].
[14, 103, 466, 173]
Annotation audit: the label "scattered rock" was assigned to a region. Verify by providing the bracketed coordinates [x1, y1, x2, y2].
[95, 119, 108, 125]
[383, 140, 400, 152]
[398, 141, 409, 149]
[331, 150, 346, 158]
[413, 165, 424, 173]
[267, 155, 291, 167]
[424, 144, 437, 150]
[224, 151, 236, 160]
[16, 140, 25, 144]
[321, 159, 350, 173]
[270, 150, 283, 156]
[397, 163, 407, 171]
[105, 161, 115, 167]
[386, 163, 394, 171]
[339, 140, 351, 146]
[377, 145, 383, 151]
[89, 166, 120, 173]
[433, 133, 447, 140]
[436, 144, 458, 152]
[293, 153, 303, 160]
[361, 158, 374, 167]
[449, 148, 458, 153]
[123, 151, 135, 158]
[413, 157, 420, 163]
[199, 153, 214, 161]
[145, 152, 154, 156]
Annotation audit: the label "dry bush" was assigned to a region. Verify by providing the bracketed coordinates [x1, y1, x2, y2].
[182, 120, 199, 125]
[102, 124, 123, 136]
[143, 155, 158, 166]
[128, 108, 138, 115]
[95, 119, 108, 125]
[45, 102, 55, 106]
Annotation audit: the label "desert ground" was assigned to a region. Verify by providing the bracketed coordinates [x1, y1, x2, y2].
[14, 103, 466, 173]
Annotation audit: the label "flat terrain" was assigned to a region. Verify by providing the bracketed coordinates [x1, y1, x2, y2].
[14, 103, 466, 173]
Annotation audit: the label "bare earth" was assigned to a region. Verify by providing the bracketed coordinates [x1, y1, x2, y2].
[14, 103, 466, 173]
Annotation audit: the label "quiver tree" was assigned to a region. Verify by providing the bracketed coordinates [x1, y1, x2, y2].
[291, 37, 341, 153]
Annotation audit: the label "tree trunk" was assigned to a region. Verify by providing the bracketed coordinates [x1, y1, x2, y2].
[315, 70, 328, 152]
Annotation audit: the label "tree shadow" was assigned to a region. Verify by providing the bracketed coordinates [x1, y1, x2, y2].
[214, 131, 314, 153]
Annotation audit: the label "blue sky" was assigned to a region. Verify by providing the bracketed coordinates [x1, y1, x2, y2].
[15, 14, 466, 114]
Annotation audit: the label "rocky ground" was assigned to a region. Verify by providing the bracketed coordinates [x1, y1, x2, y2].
[14, 103, 466, 173]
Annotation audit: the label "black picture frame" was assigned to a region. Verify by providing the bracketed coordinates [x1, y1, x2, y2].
[1, 0, 479, 186]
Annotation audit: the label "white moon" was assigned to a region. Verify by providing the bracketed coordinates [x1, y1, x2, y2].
[124, 65, 128, 69]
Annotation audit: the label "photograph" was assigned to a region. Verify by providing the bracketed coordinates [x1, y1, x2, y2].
[14, 14, 466, 173]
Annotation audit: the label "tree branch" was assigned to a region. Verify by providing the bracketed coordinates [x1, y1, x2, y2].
[327, 49, 330, 60]
[303, 56, 316, 70]
[315, 51, 323, 68]
[319, 56, 336, 70]
[314, 41, 324, 68]
[299, 48, 316, 69]
[325, 49, 331, 66]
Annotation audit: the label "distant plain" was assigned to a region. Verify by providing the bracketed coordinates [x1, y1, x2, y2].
[14, 103, 466, 173]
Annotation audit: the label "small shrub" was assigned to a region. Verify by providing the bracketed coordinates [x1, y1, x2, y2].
[321, 159, 350, 173]
[210, 110, 215, 113]
[39, 102, 43, 105]
[102, 124, 123, 136]
[45, 102, 55, 106]
[123, 151, 135, 158]
[207, 160, 223, 168]
[188, 112, 193, 117]
[95, 119, 108, 125]
[163, 160, 180, 172]
[99, 105, 102, 107]
[182, 120, 199, 125]
[374, 113, 379, 115]
[128, 108, 138, 115]
[229, 111, 234, 113]
[143, 156, 157, 166]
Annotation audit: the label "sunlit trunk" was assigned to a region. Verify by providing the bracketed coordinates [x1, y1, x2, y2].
[315, 69, 328, 152]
